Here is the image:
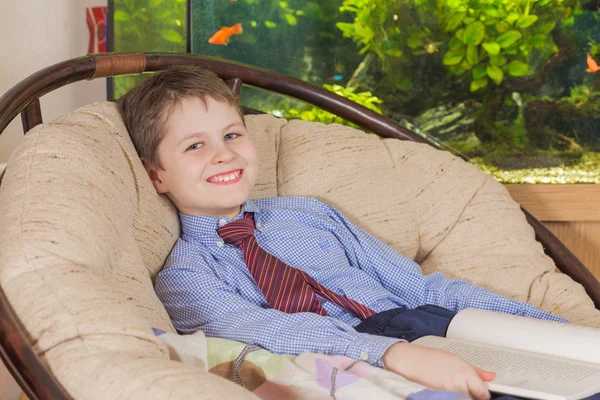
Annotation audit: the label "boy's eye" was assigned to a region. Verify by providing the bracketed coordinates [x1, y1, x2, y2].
[188, 143, 204, 150]
[224, 133, 240, 140]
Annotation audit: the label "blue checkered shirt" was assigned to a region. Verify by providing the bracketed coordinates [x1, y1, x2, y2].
[155, 196, 566, 367]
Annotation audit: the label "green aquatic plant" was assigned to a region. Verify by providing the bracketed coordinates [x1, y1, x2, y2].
[114, 0, 187, 47]
[282, 84, 383, 128]
[336, 0, 402, 60]
[337, 0, 572, 87]
[336, 0, 588, 149]
[438, 0, 567, 91]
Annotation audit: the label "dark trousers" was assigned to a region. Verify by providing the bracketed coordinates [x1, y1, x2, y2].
[355, 304, 456, 341]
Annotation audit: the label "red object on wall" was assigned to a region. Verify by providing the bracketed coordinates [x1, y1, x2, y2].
[86, 6, 107, 53]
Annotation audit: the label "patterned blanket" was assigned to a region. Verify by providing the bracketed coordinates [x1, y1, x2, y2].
[153, 328, 468, 400]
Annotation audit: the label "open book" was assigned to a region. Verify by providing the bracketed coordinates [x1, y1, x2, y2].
[413, 309, 600, 400]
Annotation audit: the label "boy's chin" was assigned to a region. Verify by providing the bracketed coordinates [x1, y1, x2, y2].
[221, 191, 251, 206]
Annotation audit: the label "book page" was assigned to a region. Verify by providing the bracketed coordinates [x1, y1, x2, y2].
[446, 308, 600, 365]
[415, 336, 600, 400]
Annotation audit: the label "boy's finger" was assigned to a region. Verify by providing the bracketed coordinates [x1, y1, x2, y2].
[466, 374, 491, 400]
[474, 367, 496, 381]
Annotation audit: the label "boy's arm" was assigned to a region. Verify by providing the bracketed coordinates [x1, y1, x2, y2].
[154, 262, 401, 366]
[321, 201, 567, 322]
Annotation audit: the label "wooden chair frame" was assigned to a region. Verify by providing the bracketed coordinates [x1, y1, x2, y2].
[1, 52, 599, 400]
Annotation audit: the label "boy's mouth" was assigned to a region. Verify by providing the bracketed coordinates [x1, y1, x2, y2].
[207, 169, 243, 184]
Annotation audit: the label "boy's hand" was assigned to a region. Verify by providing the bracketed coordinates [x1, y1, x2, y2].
[382, 342, 495, 400]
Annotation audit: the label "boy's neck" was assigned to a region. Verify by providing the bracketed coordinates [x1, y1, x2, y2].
[222, 205, 242, 220]
[180, 204, 243, 220]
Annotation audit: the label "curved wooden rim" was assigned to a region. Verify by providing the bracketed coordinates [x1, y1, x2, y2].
[0, 53, 430, 145]
[0, 56, 95, 134]
[91, 52, 146, 79]
[0, 52, 599, 400]
[0, 288, 73, 400]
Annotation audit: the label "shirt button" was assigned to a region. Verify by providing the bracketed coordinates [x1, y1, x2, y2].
[218, 219, 227, 227]
[216, 241, 224, 247]
[256, 222, 262, 228]
[360, 352, 369, 361]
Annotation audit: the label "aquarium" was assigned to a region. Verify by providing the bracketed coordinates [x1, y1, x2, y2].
[113, 0, 600, 183]
[110, 0, 187, 98]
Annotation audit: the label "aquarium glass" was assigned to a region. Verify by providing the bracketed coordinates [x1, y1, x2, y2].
[190, 0, 600, 183]
[112, 0, 187, 98]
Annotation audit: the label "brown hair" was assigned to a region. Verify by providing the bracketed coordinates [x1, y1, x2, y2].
[117, 65, 244, 167]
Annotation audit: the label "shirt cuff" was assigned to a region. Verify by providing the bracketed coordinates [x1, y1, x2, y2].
[343, 333, 406, 368]
[521, 304, 569, 323]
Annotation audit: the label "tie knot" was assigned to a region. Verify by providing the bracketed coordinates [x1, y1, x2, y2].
[216, 212, 256, 247]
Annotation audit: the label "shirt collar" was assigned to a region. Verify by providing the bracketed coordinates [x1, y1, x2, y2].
[179, 199, 260, 241]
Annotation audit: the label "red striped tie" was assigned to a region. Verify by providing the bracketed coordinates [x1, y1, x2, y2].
[217, 212, 376, 320]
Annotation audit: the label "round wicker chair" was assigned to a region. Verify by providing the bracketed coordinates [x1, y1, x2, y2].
[1, 52, 599, 400]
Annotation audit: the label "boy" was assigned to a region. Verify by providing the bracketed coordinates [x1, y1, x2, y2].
[118, 66, 565, 400]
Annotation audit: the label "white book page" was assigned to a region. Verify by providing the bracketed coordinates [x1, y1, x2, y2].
[414, 336, 600, 400]
[446, 309, 600, 365]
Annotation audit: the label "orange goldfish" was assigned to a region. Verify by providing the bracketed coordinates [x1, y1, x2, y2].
[208, 23, 243, 45]
[587, 53, 599, 73]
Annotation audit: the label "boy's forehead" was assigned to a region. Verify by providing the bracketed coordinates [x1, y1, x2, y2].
[163, 98, 243, 141]
[166, 98, 209, 127]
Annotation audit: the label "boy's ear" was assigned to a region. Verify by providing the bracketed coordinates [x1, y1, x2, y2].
[142, 160, 168, 194]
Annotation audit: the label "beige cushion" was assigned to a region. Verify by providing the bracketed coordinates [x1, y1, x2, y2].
[0, 102, 257, 400]
[276, 118, 600, 326]
[1, 101, 599, 399]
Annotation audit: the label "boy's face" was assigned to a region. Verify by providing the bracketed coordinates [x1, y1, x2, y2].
[147, 96, 258, 219]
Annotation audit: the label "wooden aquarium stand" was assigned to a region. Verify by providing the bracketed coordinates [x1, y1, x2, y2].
[505, 184, 600, 280]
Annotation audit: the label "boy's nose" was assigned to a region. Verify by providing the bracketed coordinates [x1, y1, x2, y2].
[212, 144, 236, 164]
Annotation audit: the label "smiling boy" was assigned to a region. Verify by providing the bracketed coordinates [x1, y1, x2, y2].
[141, 95, 257, 219]
[118, 66, 566, 399]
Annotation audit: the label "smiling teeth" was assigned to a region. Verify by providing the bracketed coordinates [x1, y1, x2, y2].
[213, 170, 240, 182]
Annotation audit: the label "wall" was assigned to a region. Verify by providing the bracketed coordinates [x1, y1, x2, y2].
[0, 1, 106, 398]
[0, 0, 106, 164]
